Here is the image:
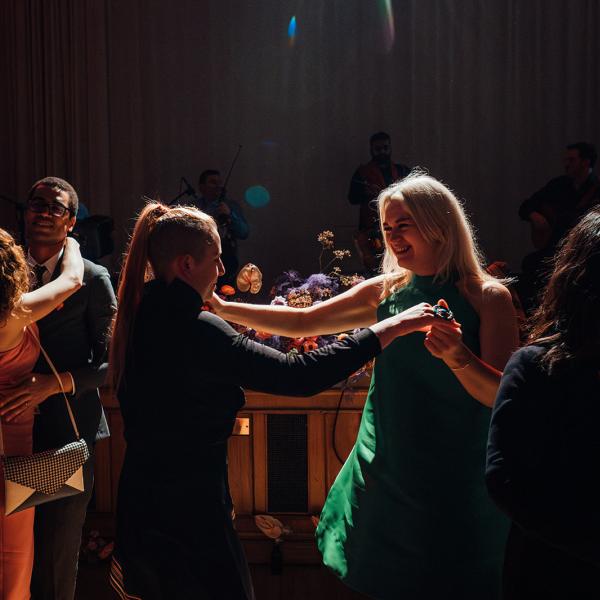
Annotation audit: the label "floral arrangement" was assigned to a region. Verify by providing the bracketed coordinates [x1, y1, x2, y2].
[222, 230, 366, 356]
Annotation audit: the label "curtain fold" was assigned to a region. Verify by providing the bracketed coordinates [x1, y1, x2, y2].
[1, 0, 599, 278]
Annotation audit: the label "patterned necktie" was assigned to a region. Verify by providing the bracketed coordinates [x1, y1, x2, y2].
[32, 264, 47, 290]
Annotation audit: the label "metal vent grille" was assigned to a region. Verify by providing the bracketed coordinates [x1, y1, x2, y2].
[267, 414, 308, 513]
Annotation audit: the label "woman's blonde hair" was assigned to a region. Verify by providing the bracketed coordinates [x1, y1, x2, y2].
[0, 228, 30, 326]
[109, 201, 218, 390]
[377, 171, 492, 296]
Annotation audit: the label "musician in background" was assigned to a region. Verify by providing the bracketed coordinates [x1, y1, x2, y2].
[348, 132, 410, 274]
[193, 169, 249, 287]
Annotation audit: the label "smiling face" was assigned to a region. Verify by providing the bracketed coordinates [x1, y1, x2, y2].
[382, 199, 440, 275]
[24, 184, 76, 255]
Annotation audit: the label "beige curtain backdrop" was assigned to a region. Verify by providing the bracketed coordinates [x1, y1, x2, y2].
[2, 0, 599, 282]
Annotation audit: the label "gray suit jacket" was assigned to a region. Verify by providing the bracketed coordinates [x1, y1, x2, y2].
[32, 257, 117, 451]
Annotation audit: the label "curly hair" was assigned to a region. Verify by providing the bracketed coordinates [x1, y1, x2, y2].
[528, 207, 600, 373]
[0, 228, 30, 326]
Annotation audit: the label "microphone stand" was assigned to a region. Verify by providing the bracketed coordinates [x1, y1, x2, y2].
[218, 144, 243, 203]
[167, 178, 197, 206]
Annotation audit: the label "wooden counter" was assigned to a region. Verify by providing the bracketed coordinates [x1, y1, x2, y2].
[90, 387, 367, 541]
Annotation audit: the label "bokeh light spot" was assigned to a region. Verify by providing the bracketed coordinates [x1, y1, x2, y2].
[245, 185, 271, 208]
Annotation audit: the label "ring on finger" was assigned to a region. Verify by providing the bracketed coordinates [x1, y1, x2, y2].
[433, 304, 453, 321]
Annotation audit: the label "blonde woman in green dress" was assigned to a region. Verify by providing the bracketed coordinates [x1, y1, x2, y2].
[209, 173, 519, 599]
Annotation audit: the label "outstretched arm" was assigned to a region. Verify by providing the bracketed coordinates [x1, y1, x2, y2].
[208, 275, 386, 337]
[195, 303, 456, 396]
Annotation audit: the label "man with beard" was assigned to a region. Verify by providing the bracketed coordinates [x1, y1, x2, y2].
[519, 142, 599, 251]
[1, 176, 116, 599]
[348, 131, 410, 273]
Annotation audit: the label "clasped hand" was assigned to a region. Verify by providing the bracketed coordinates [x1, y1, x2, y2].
[0, 373, 60, 421]
[423, 299, 470, 368]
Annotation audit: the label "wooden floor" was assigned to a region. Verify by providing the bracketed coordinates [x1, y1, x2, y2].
[75, 562, 368, 600]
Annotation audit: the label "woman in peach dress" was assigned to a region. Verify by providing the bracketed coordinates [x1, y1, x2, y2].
[0, 229, 83, 600]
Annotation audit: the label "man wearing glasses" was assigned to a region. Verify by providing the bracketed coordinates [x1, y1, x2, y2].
[2, 177, 116, 599]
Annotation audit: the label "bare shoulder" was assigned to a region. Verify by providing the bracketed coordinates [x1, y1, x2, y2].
[459, 277, 513, 315]
[481, 279, 514, 307]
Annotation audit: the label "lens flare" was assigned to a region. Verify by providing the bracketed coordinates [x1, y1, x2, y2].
[288, 16, 296, 47]
[245, 185, 271, 208]
[378, 0, 395, 53]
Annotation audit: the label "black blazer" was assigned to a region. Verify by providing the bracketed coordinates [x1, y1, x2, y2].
[33, 257, 117, 451]
[486, 344, 600, 566]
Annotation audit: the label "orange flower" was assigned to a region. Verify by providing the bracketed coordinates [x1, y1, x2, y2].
[302, 339, 319, 353]
[220, 285, 236, 296]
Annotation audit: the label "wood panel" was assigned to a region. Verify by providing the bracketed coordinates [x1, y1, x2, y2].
[87, 388, 367, 538]
[324, 412, 362, 489]
[227, 412, 254, 514]
[307, 413, 326, 513]
[251, 412, 268, 514]
[92, 435, 112, 512]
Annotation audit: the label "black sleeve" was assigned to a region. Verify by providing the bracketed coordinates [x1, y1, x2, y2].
[348, 168, 367, 205]
[486, 347, 600, 565]
[191, 312, 380, 396]
[70, 268, 117, 395]
[518, 190, 542, 221]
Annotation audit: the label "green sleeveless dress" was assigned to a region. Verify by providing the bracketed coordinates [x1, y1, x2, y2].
[316, 274, 509, 599]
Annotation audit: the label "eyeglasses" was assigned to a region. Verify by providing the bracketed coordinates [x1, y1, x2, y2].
[27, 199, 73, 218]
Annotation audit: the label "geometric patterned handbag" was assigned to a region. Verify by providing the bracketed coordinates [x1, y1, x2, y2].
[0, 330, 90, 515]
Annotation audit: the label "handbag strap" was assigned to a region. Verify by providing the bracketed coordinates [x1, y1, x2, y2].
[0, 326, 81, 457]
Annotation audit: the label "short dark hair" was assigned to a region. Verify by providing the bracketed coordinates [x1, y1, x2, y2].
[199, 169, 220, 185]
[370, 131, 391, 145]
[567, 142, 597, 168]
[27, 176, 79, 215]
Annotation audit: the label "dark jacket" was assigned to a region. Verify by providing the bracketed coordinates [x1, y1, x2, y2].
[114, 278, 381, 600]
[33, 258, 117, 450]
[486, 345, 600, 584]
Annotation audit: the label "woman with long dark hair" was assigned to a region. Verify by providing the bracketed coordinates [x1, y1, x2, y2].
[487, 207, 600, 598]
[108, 202, 458, 600]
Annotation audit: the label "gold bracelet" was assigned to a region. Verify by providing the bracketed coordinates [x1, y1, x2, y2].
[450, 360, 472, 371]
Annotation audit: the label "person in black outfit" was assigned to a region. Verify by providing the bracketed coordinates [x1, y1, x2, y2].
[348, 132, 410, 273]
[487, 208, 600, 599]
[1, 177, 116, 600]
[107, 202, 456, 600]
[517, 142, 599, 314]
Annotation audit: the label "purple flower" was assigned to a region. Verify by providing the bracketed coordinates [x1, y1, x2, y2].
[272, 270, 305, 297]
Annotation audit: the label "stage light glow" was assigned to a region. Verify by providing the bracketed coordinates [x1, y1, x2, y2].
[288, 16, 296, 46]
[245, 185, 271, 208]
[378, 0, 395, 53]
